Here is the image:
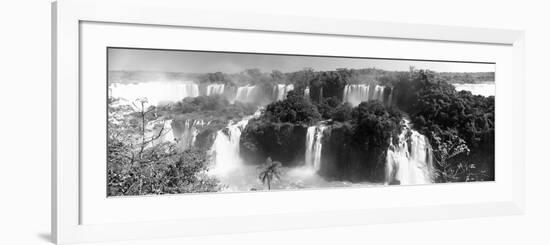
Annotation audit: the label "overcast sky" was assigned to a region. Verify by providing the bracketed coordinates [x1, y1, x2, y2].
[108, 48, 495, 74]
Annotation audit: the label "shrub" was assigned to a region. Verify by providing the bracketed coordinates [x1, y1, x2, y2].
[351, 101, 402, 147]
[331, 103, 353, 122]
[107, 100, 221, 196]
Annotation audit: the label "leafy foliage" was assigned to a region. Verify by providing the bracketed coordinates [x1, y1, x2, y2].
[107, 98, 221, 196]
[412, 86, 494, 148]
[163, 149, 221, 193]
[307, 70, 348, 103]
[177, 95, 230, 113]
[261, 90, 322, 125]
[198, 71, 232, 85]
[286, 68, 315, 91]
[314, 96, 341, 119]
[316, 101, 403, 182]
[331, 103, 353, 122]
[258, 157, 283, 190]
[429, 130, 472, 182]
[351, 101, 403, 147]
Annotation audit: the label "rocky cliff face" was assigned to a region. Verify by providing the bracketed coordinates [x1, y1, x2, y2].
[320, 122, 388, 182]
[240, 119, 308, 167]
[194, 127, 219, 150]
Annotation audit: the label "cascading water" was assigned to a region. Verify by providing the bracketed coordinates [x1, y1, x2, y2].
[210, 120, 247, 175]
[343, 84, 369, 106]
[209, 109, 263, 190]
[171, 119, 208, 149]
[235, 85, 256, 102]
[110, 81, 199, 106]
[273, 84, 294, 100]
[385, 119, 434, 185]
[372, 85, 385, 101]
[190, 120, 206, 146]
[206, 84, 225, 96]
[387, 87, 394, 106]
[305, 125, 327, 172]
[304, 86, 310, 99]
[342, 84, 386, 106]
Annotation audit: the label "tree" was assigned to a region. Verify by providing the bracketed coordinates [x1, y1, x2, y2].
[430, 130, 471, 182]
[164, 149, 221, 193]
[286, 67, 315, 89]
[107, 97, 221, 196]
[262, 90, 321, 125]
[198, 72, 230, 84]
[351, 101, 402, 145]
[108, 97, 175, 195]
[270, 70, 286, 82]
[244, 68, 263, 80]
[331, 102, 353, 122]
[314, 96, 340, 119]
[131, 98, 166, 158]
[258, 157, 282, 190]
[309, 71, 347, 102]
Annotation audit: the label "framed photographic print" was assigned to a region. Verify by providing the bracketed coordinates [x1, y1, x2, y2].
[52, 0, 525, 244]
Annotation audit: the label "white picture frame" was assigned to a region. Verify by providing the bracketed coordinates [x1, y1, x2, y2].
[52, 0, 525, 244]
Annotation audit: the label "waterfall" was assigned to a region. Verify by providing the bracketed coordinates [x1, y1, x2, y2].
[305, 125, 327, 171]
[304, 86, 310, 99]
[343, 84, 370, 106]
[273, 84, 294, 100]
[183, 119, 193, 148]
[225, 86, 238, 103]
[372, 85, 385, 101]
[342, 84, 386, 106]
[209, 120, 248, 176]
[235, 85, 256, 102]
[110, 81, 199, 106]
[210, 109, 263, 176]
[206, 84, 225, 96]
[171, 119, 206, 149]
[385, 119, 434, 185]
[190, 119, 205, 147]
[387, 87, 394, 106]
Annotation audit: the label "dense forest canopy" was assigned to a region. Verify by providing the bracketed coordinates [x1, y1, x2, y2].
[261, 91, 322, 125]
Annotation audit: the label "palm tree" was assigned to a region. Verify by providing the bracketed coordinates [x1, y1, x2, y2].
[258, 157, 282, 190]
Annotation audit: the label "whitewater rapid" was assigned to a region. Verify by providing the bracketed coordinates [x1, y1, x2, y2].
[305, 124, 327, 171]
[385, 119, 434, 185]
[273, 84, 294, 101]
[343, 84, 391, 106]
[206, 84, 225, 96]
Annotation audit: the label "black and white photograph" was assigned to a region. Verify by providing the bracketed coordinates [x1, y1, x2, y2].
[107, 48, 495, 196]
